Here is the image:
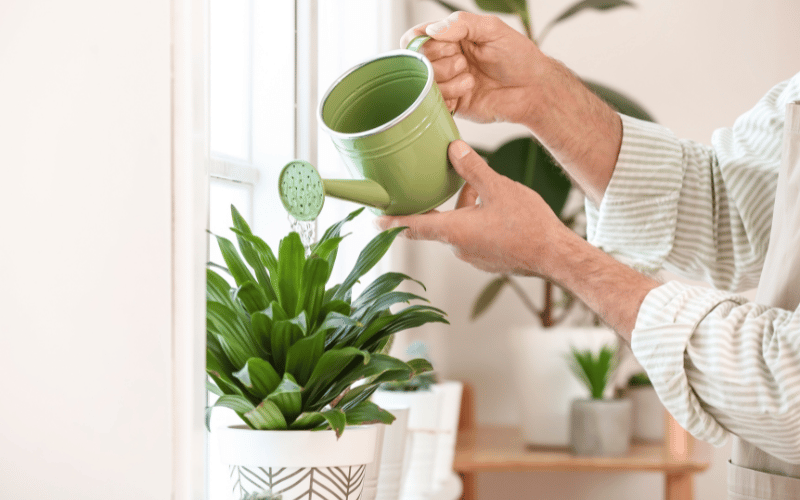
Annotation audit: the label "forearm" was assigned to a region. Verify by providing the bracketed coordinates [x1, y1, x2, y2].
[542, 229, 659, 343]
[523, 58, 622, 206]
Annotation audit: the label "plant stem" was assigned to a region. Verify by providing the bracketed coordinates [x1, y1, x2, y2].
[506, 276, 542, 324]
[541, 280, 553, 327]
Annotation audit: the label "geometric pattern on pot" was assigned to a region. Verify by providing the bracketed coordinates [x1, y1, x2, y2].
[230, 465, 367, 500]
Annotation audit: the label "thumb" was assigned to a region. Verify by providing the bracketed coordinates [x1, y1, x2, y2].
[425, 11, 503, 44]
[448, 140, 496, 195]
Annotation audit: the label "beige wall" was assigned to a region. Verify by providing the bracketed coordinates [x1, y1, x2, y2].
[399, 0, 800, 498]
[0, 1, 174, 498]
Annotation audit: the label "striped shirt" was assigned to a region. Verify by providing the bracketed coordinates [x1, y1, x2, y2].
[585, 72, 800, 463]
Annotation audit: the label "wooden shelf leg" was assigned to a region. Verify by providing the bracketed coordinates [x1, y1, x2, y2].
[665, 472, 693, 500]
[459, 472, 477, 500]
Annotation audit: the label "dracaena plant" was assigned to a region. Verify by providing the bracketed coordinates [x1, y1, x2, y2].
[431, 0, 654, 327]
[206, 206, 448, 437]
[566, 344, 619, 400]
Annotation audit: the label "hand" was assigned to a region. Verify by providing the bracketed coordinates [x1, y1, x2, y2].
[376, 140, 572, 278]
[401, 11, 546, 125]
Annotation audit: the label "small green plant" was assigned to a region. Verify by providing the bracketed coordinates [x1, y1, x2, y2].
[627, 371, 651, 388]
[206, 206, 449, 436]
[566, 344, 618, 400]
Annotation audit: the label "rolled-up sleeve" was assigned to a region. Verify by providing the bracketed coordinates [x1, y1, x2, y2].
[633, 281, 800, 462]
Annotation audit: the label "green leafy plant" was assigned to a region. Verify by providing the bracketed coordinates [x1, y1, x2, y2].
[206, 206, 449, 437]
[565, 344, 618, 399]
[429, 0, 654, 327]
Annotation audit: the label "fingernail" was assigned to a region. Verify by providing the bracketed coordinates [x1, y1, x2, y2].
[426, 21, 447, 35]
[452, 140, 471, 159]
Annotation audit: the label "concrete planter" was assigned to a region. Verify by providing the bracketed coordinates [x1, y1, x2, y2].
[627, 385, 665, 442]
[569, 398, 632, 456]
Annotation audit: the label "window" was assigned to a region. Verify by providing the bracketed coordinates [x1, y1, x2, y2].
[206, 2, 406, 497]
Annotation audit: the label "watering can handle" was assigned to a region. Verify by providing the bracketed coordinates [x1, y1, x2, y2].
[406, 35, 431, 52]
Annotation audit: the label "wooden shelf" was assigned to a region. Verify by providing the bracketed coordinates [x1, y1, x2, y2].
[452, 383, 712, 500]
[453, 426, 712, 474]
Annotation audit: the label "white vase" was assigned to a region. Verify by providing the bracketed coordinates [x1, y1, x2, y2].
[372, 388, 443, 500]
[375, 406, 410, 500]
[510, 326, 617, 447]
[431, 381, 463, 491]
[628, 385, 665, 442]
[217, 424, 377, 500]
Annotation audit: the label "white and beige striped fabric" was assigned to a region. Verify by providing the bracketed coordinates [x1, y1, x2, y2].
[585, 72, 800, 466]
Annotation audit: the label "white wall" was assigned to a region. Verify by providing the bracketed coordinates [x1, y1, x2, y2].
[0, 1, 174, 498]
[403, 0, 800, 498]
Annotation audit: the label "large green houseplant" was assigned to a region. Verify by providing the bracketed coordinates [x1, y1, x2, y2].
[206, 205, 448, 499]
[429, 0, 652, 449]
[430, 0, 655, 326]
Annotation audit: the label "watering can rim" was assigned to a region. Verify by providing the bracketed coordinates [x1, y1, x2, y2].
[317, 48, 434, 141]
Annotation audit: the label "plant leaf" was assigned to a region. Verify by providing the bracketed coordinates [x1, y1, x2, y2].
[285, 329, 326, 386]
[471, 275, 510, 319]
[405, 357, 435, 376]
[270, 319, 304, 375]
[487, 138, 572, 219]
[233, 281, 268, 314]
[551, 0, 634, 26]
[266, 372, 303, 424]
[212, 394, 255, 414]
[215, 235, 257, 288]
[206, 379, 224, 397]
[584, 80, 654, 121]
[297, 257, 330, 329]
[352, 272, 426, 310]
[275, 232, 305, 316]
[303, 347, 370, 408]
[232, 357, 281, 399]
[334, 227, 405, 301]
[230, 205, 277, 302]
[290, 408, 347, 437]
[243, 398, 288, 430]
[206, 269, 235, 309]
[344, 400, 396, 426]
[207, 300, 261, 360]
[231, 229, 279, 278]
[475, 0, 528, 15]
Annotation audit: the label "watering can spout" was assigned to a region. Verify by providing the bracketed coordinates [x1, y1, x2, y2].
[322, 178, 391, 211]
[279, 160, 391, 221]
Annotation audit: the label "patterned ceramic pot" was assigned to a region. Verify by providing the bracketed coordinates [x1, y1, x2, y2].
[218, 425, 378, 500]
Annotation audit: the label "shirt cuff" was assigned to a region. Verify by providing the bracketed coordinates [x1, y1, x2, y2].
[585, 114, 685, 274]
[631, 281, 746, 448]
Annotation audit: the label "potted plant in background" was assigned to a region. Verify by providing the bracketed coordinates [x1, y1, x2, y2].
[429, 0, 654, 447]
[206, 205, 448, 500]
[625, 371, 665, 443]
[567, 344, 632, 456]
[372, 342, 464, 500]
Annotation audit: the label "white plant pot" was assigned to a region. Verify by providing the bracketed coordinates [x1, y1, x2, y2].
[628, 385, 665, 442]
[569, 398, 632, 456]
[217, 424, 377, 500]
[372, 387, 443, 500]
[510, 326, 617, 447]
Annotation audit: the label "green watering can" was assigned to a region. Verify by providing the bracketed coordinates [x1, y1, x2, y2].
[279, 36, 463, 221]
